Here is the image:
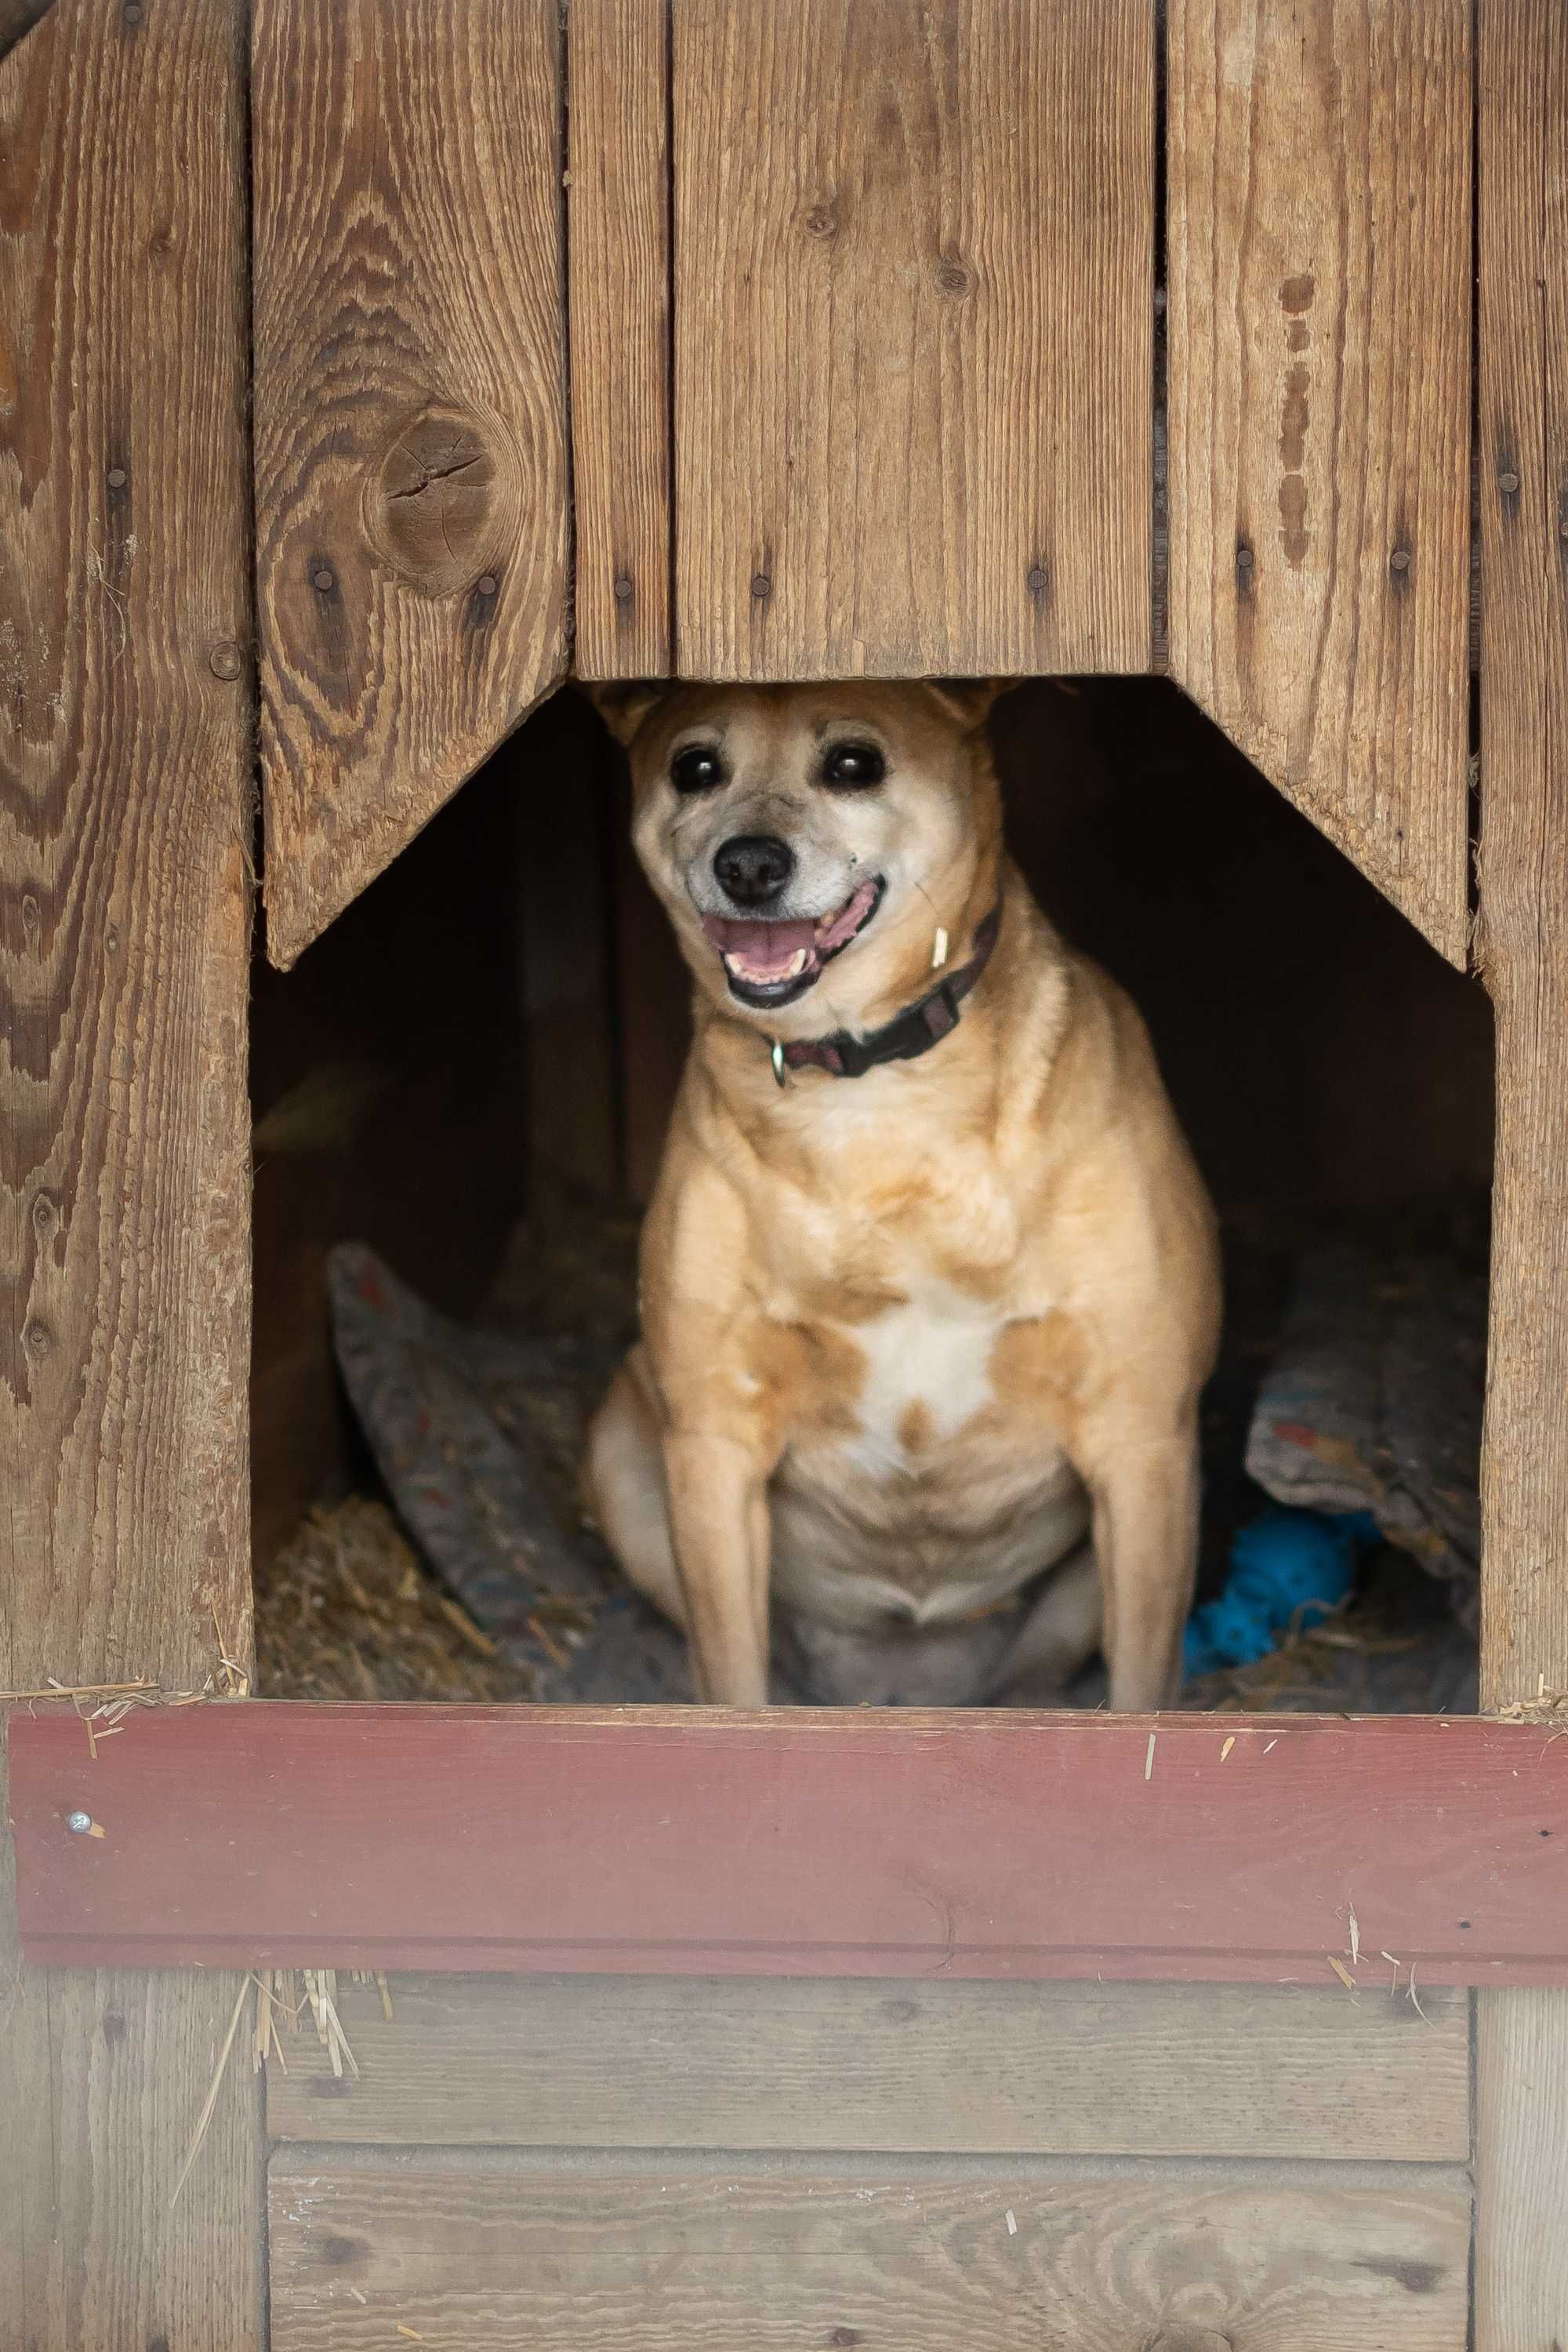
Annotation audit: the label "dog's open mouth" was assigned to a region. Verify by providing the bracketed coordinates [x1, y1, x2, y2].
[701, 877, 884, 1007]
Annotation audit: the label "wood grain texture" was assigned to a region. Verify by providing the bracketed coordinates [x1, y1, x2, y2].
[0, 4, 261, 2346]
[268, 2150, 1471, 2352]
[671, 0, 1153, 680]
[251, 0, 570, 970]
[1473, 5, 1568, 2341]
[13, 1703, 1568, 1983]
[568, 0, 670, 678]
[1166, 0, 1471, 965]
[265, 1971, 1469, 2162]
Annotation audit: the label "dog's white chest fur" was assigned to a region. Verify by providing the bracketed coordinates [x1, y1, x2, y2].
[844, 1283, 1000, 1475]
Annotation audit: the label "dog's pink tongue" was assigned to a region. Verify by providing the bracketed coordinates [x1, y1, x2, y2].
[702, 914, 815, 976]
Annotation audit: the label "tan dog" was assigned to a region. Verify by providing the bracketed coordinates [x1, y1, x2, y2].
[584, 682, 1221, 1709]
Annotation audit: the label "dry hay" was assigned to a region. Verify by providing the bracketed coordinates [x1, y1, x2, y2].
[1184, 1587, 1430, 1715]
[255, 1493, 544, 1702]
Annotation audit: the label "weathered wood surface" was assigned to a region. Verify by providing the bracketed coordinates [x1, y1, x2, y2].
[0, 3, 261, 2347]
[251, 0, 569, 969]
[1473, 5, 1568, 2343]
[568, 0, 670, 679]
[13, 1703, 1568, 1982]
[267, 1971, 1468, 2162]
[268, 2150, 1471, 2352]
[671, 0, 1153, 680]
[1166, 0, 1471, 966]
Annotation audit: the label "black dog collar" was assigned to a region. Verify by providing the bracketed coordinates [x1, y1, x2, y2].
[774, 901, 1003, 1083]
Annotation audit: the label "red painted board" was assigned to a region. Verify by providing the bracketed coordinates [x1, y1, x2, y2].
[7, 1701, 1568, 1984]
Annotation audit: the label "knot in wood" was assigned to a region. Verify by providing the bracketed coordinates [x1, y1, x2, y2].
[366, 405, 515, 598]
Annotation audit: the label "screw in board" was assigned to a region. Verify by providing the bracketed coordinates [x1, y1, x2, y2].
[66, 1810, 93, 1835]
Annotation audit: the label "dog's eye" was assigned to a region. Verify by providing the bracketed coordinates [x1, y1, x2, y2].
[821, 742, 886, 788]
[670, 744, 725, 793]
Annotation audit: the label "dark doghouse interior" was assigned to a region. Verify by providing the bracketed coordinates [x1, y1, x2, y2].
[249, 679, 1494, 1712]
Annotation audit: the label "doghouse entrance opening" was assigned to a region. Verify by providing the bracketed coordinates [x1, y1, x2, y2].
[249, 680, 1493, 1714]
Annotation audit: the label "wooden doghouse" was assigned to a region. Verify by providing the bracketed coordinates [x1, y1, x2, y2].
[5, 2, 1568, 2345]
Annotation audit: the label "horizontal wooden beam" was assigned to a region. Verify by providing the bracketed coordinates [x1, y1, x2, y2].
[9, 1702, 1568, 1984]
[264, 1973, 1471, 2161]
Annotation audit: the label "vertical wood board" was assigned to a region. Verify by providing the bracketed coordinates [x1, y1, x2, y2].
[251, 0, 570, 969]
[1167, 0, 1471, 964]
[568, 0, 671, 678]
[267, 2151, 1471, 2352]
[672, 0, 1154, 680]
[1473, 5, 1568, 2343]
[0, 2, 262, 2346]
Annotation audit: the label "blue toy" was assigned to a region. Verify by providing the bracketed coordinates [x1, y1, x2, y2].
[1183, 1505, 1381, 1676]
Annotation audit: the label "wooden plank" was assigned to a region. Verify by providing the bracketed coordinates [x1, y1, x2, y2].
[251, 0, 570, 971]
[0, 4, 262, 2347]
[11, 1703, 1568, 1984]
[1472, 5, 1568, 2342]
[1166, 0, 1471, 966]
[568, 0, 670, 679]
[671, 0, 1153, 680]
[265, 1973, 1470, 2162]
[267, 2150, 1472, 2351]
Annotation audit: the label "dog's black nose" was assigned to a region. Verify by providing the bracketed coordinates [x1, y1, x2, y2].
[713, 833, 795, 909]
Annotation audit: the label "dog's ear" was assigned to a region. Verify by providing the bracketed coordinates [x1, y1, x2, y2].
[579, 680, 669, 746]
[922, 678, 1011, 730]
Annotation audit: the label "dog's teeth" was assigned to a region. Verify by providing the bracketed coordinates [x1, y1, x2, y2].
[784, 948, 810, 977]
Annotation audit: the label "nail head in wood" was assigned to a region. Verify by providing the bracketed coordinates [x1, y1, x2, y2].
[1390, 547, 1411, 572]
[613, 574, 634, 603]
[475, 575, 498, 598]
[209, 641, 243, 681]
[750, 572, 772, 599]
[66, 1811, 92, 1836]
[312, 567, 336, 593]
[1499, 470, 1520, 494]
[107, 466, 127, 490]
